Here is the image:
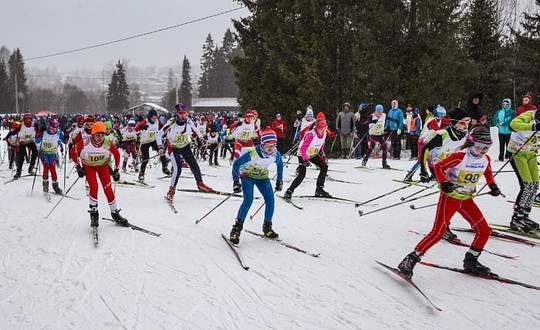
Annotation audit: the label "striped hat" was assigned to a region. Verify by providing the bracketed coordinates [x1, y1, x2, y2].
[260, 126, 277, 145]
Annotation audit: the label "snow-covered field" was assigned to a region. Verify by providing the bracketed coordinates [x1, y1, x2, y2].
[0, 128, 539, 329]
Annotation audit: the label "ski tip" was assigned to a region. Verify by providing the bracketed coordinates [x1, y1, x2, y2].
[410, 204, 415, 210]
[358, 210, 363, 216]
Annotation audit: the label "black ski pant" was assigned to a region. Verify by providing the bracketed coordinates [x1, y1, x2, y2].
[140, 141, 168, 174]
[288, 155, 327, 192]
[16, 142, 38, 174]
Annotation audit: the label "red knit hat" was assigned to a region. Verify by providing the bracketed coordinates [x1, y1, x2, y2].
[316, 119, 328, 130]
[260, 126, 277, 145]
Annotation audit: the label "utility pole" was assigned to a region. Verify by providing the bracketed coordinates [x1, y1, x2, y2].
[14, 70, 18, 116]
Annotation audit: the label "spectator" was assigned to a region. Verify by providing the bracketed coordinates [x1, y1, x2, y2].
[271, 113, 288, 154]
[515, 94, 537, 116]
[335, 102, 355, 158]
[492, 98, 515, 161]
[384, 100, 404, 160]
[352, 103, 370, 159]
[463, 90, 484, 126]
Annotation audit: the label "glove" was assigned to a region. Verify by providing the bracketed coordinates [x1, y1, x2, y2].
[336, 129, 340, 134]
[397, 129, 402, 135]
[158, 147, 165, 156]
[419, 171, 430, 183]
[112, 169, 120, 182]
[301, 160, 311, 167]
[275, 180, 283, 192]
[441, 181, 454, 193]
[141, 125, 149, 130]
[76, 165, 85, 178]
[233, 181, 242, 193]
[488, 183, 501, 197]
[534, 123, 540, 131]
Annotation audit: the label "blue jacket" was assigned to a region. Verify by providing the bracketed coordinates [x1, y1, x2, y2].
[492, 98, 515, 135]
[385, 107, 404, 131]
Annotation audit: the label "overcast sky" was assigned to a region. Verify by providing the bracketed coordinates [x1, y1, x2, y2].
[1, 1, 250, 73]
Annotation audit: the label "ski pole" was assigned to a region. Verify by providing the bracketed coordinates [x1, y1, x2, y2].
[354, 184, 412, 207]
[195, 193, 234, 224]
[358, 190, 439, 217]
[30, 159, 41, 196]
[249, 202, 265, 220]
[348, 132, 368, 159]
[329, 135, 338, 153]
[45, 176, 80, 219]
[400, 183, 437, 201]
[410, 192, 494, 210]
[132, 153, 160, 167]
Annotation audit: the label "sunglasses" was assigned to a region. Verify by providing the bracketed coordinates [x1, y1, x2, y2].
[473, 141, 492, 149]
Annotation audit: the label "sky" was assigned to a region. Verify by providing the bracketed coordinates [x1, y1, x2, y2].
[0, 1, 250, 73]
[0, 127, 539, 329]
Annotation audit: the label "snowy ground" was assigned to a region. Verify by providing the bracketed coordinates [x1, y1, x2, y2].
[0, 128, 539, 329]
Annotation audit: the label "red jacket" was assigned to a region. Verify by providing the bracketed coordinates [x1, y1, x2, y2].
[271, 118, 288, 138]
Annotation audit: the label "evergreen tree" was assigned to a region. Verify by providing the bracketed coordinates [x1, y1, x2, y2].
[515, 0, 540, 99]
[180, 55, 193, 108]
[198, 34, 215, 97]
[7, 48, 28, 114]
[106, 60, 130, 113]
[167, 68, 175, 91]
[0, 60, 10, 111]
[463, 0, 503, 111]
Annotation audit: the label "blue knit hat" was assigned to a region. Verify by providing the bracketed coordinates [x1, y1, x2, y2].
[375, 104, 384, 112]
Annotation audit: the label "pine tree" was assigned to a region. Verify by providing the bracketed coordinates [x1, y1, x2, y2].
[180, 55, 193, 108]
[7, 48, 28, 114]
[515, 0, 540, 99]
[0, 60, 10, 111]
[198, 34, 215, 97]
[167, 68, 175, 91]
[106, 60, 130, 114]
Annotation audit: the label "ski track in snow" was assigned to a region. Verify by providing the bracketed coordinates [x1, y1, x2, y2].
[1, 128, 540, 328]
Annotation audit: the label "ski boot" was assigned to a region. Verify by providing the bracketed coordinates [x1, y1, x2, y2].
[522, 208, 539, 230]
[165, 186, 175, 202]
[510, 209, 533, 232]
[111, 209, 129, 227]
[133, 161, 139, 173]
[197, 180, 213, 192]
[382, 161, 391, 169]
[463, 251, 491, 275]
[442, 227, 458, 242]
[42, 179, 49, 193]
[52, 181, 63, 195]
[398, 251, 421, 279]
[361, 158, 368, 167]
[162, 167, 172, 176]
[89, 206, 99, 228]
[262, 221, 279, 239]
[283, 189, 293, 199]
[13, 170, 21, 179]
[122, 162, 127, 172]
[315, 186, 332, 198]
[138, 171, 145, 183]
[28, 166, 35, 175]
[230, 220, 243, 245]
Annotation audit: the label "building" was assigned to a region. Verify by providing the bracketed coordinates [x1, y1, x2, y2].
[192, 98, 239, 114]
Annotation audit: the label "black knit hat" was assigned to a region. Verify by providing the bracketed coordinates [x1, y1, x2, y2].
[448, 107, 469, 121]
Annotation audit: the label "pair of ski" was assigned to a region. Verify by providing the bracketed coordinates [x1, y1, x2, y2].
[355, 165, 404, 172]
[377, 259, 540, 311]
[221, 230, 320, 270]
[4, 174, 34, 185]
[93, 217, 161, 246]
[43, 191, 80, 202]
[488, 223, 540, 240]
[293, 194, 361, 205]
[451, 226, 537, 247]
[117, 180, 155, 189]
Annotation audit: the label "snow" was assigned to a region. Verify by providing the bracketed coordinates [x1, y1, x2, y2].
[0, 128, 539, 329]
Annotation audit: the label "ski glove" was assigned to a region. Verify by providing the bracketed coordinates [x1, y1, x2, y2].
[233, 181, 242, 193]
[441, 181, 454, 193]
[275, 180, 283, 192]
[76, 165, 85, 178]
[112, 169, 120, 182]
[158, 147, 165, 156]
[419, 171, 431, 183]
[301, 161, 311, 167]
[488, 183, 501, 197]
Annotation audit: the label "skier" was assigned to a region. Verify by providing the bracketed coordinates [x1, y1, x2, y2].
[69, 121, 128, 228]
[156, 103, 213, 202]
[229, 127, 284, 244]
[229, 110, 261, 160]
[361, 104, 390, 169]
[135, 108, 171, 182]
[13, 111, 39, 178]
[507, 107, 540, 231]
[206, 126, 221, 166]
[398, 126, 501, 278]
[3, 121, 21, 170]
[283, 115, 331, 199]
[35, 118, 65, 194]
[120, 119, 139, 173]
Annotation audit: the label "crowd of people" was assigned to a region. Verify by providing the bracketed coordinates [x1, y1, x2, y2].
[1, 91, 539, 277]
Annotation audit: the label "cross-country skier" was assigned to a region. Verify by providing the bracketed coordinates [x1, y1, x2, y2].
[36, 118, 65, 194]
[398, 126, 501, 278]
[229, 127, 284, 244]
